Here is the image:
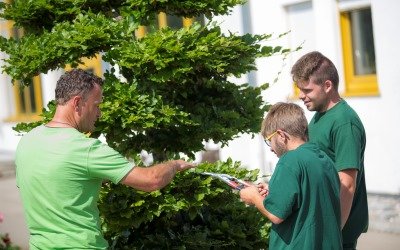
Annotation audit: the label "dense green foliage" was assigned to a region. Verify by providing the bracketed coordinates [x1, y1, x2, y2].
[0, 0, 245, 34]
[0, 12, 134, 83]
[2, 0, 295, 248]
[101, 159, 270, 249]
[99, 24, 279, 159]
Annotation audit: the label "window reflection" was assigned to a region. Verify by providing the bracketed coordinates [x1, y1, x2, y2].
[349, 8, 376, 75]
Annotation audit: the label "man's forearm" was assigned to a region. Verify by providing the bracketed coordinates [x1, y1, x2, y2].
[121, 161, 178, 192]
[340, 184, 355, 228]
[122, 159, 193, 192]
[338, 169, 357, 228]
[154, 161, 178, 189]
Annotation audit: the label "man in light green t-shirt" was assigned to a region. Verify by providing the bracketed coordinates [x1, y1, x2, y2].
[15, 69, 194, 249]
[292, 51, 368, 249]
[240, 102, 342, 249]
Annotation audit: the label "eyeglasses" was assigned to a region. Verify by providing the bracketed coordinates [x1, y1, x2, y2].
[264, 131, 278, 147]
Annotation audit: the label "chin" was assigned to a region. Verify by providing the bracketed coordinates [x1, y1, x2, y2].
[303, 102, 311, 109]
[88, 124, 96, 132]
[306, 105, 317, 111]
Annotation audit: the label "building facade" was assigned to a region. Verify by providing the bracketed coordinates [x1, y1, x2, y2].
[1, 0, 399, 195]
[215, 0, 400, 195]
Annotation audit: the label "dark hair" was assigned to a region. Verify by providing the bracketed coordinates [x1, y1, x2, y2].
[291, 51, 339, 90]
[261, 102, 308, 141]
[55, 69, 103, 105]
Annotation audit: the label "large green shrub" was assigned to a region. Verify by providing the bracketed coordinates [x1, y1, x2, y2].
[101, 159, 271, 249]
[1, 0, 296, 248]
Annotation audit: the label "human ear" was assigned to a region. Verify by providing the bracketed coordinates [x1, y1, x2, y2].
[276, 129, 286, 140]
[72, 95, 82, 112]
[324, 80, 333, 92]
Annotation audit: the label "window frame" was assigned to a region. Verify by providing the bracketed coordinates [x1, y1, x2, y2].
[65, 55, 103, 77]
[136, 12, 196, 38]
[340, 8, 379, 96]
[2, 20, 44, 122]
[9, 76, 44, 121]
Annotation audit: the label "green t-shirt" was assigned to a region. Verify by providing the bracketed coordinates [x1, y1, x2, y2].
[265, 143, 341, 250]
[15, 125, 133, 249]
[309, 100, 368, 244]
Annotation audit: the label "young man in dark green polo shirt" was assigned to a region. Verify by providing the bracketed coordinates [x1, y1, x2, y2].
[240, 102, 342, 249]
[291, 51, 368, 249]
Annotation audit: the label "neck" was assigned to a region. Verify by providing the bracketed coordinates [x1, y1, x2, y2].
[47, 106, 78, 129]
[286, 138, 305, 151]
[324, 93, 342, 112]
[49, 120, 74, 127]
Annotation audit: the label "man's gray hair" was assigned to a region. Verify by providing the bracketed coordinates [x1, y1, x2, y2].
[55, 69, 103, 105]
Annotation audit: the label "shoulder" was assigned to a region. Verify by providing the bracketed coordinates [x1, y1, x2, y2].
[26, 126, 102, 147]
[21, 125, 45, 137]
[278, 146, 310, 171]
[334, 100, 361, 120]
[340, 101, 365, 131]
[285, 143, 315, 158]
[17, 125, 47, 147]
[284, 143, 331, 166]
[87, 138, 122, 157]
[326, 100, 365, 130]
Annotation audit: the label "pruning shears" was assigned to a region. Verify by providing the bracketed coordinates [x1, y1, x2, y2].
[200, 172, 251, 190]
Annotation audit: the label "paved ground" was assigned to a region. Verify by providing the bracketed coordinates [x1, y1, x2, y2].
[0, 176, 29, 249]
[358, 230, 400, 250]
[1, 165, 400, 249]
[367, 193, 400, 234]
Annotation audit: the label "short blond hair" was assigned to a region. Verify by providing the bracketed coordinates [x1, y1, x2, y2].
[261, 102, 308, 141]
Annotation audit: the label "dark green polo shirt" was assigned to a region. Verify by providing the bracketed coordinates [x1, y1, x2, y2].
[309, 99, 368, 244]
[265, 143, 342, 249]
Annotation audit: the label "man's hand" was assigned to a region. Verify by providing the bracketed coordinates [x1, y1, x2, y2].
[240, 185, 262, 205]
[172, 159, 196, 172]
[257, 182, 269, 197]
[240, 183, 284, 224]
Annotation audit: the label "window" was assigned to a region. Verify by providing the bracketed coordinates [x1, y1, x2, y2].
[136, 12, 204, 38]
[65, 55, 103, 77]
[3, 21, 44, 121]
[12, 76, 43, 121]
[340, 7, 379, 96]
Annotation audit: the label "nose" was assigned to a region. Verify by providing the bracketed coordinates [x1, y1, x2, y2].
[298, 91, 305, 100]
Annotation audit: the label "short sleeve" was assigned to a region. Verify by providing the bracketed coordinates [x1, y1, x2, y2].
[333, 123, 363, 171]
[264, 160, 300, 220]
[86, 140, 133, 184]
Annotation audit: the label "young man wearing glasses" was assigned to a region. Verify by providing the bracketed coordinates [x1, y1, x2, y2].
[239, 102, 342, 249]
[292, 51, 368, 250]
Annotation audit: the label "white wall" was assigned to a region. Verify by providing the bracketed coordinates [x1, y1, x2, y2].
[353, 0, 400, 193]
[0, 64, 18, 153]
[41, 70, 62, 104]
[218, 0, 400, 194]
[0, 71, 60, 153]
